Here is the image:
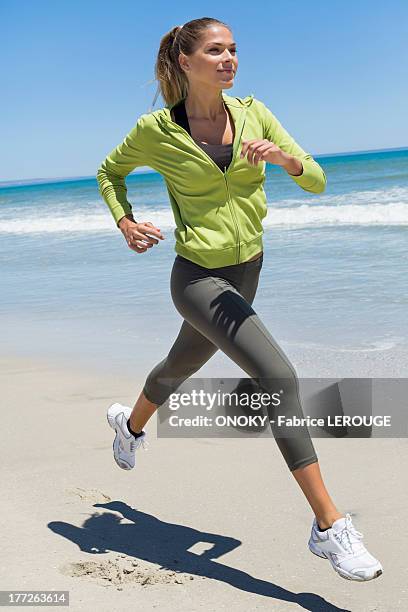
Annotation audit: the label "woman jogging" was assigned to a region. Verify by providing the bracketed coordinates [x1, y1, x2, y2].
[96, 17, 383, 582]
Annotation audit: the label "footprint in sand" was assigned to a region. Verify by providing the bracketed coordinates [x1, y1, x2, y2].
[60, 556, 195, 590]
[65, 487, 112, 504]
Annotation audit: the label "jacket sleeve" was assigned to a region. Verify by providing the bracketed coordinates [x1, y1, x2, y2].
[259, 101, 327, 194]
[96, 114, 152, 227]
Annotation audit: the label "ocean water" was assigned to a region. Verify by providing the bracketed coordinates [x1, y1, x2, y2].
[1, 148, 407, 377]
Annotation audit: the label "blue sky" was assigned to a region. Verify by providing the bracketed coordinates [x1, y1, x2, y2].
[1, 0, 407, 182]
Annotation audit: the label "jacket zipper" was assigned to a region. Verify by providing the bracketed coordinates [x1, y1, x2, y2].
[166, 113, 247, 265]
[224, 166, 240, 263]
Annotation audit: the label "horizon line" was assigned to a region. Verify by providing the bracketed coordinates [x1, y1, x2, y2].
[0, 145, 407, 188]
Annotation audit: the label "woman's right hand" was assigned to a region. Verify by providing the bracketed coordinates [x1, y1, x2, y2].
[118, 215, 165, 254]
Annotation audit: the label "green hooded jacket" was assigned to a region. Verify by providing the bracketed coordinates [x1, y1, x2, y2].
[96, 92, 327, 268]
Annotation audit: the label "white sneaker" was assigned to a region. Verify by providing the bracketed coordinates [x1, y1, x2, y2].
[106, 403, 148, 470]
[308, 513, 383, 581]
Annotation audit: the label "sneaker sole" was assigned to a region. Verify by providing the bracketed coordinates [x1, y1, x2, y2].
[112, 433, 133, 470]
[308, 540, 383, 581]
[107, 403, 134, 470]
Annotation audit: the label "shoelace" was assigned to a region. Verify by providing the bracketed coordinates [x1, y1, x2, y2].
[130, 436, 149, 452]
[334, 513, 364, 554]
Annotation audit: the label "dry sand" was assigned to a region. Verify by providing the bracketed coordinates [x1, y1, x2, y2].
[1, 352, 407, 611]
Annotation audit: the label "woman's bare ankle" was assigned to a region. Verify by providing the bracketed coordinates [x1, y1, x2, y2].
[315, 511, 344, 530]
[129, 392, 159, 433]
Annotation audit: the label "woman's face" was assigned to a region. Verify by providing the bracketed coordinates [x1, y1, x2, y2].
[180, 25, 238, 91]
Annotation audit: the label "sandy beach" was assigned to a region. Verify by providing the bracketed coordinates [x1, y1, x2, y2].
[1, 350, 407, 611]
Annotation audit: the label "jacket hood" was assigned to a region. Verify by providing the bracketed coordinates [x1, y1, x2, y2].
[154, 92, 254, 128]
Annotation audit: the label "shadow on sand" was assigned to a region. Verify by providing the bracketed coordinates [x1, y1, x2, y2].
[48, 500, 350, 611]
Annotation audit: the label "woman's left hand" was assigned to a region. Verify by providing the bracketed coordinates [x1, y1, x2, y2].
[240, 139, 289, 167]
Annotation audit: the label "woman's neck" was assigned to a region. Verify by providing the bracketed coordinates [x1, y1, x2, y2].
[184, 90, 225, 122]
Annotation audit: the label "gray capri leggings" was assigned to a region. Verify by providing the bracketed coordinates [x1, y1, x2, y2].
[142, 253, 318, 472]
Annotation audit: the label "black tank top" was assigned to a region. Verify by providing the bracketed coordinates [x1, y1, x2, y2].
[172, 99, 233, 172]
